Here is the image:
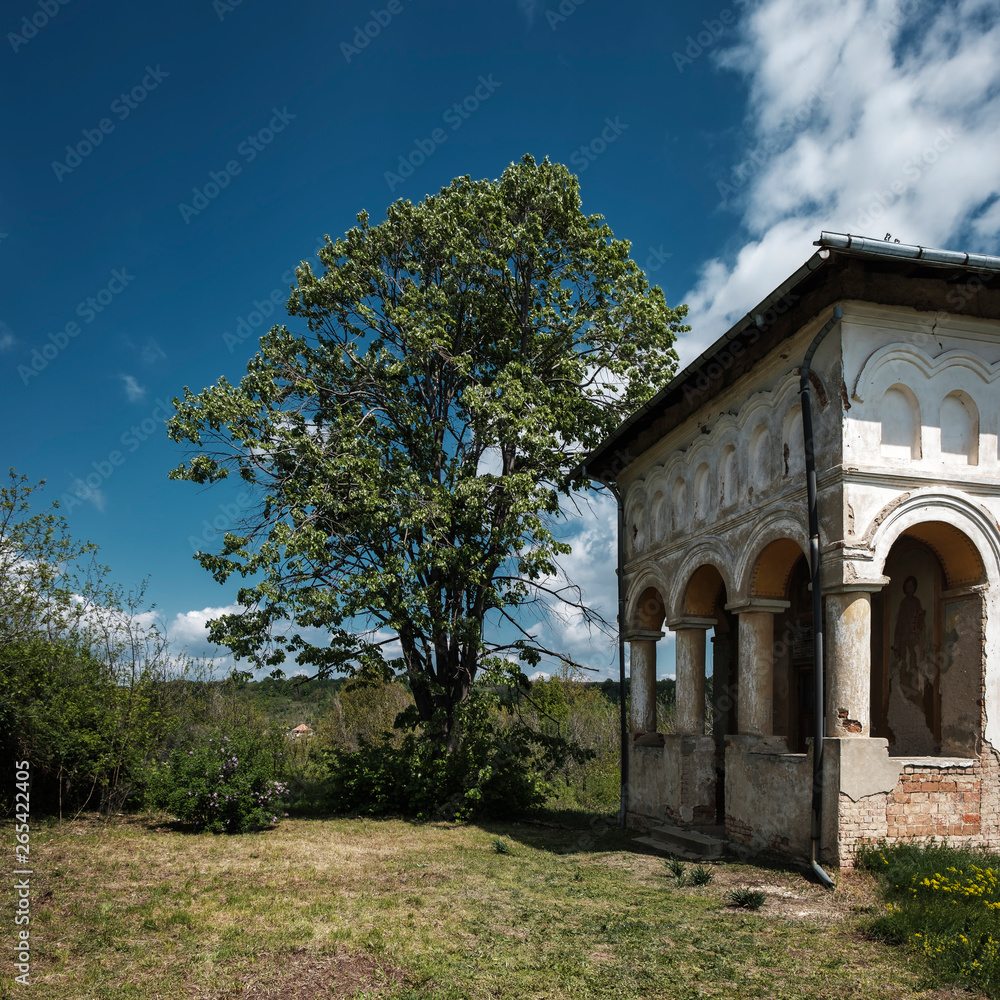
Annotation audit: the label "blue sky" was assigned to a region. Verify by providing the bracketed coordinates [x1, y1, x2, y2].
[4, 0, 999, 679]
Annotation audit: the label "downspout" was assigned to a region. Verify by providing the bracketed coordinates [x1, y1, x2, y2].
[612, 481, 628, 829]
[798, 304, 842, 891]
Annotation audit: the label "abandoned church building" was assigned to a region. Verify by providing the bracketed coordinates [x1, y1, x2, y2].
[580, 232, 1000, 869]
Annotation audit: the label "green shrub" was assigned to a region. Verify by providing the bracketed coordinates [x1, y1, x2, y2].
[857, 841, 1000, 996]
[323, 689, 587, 821]
[726, 887, 766, 910]
[690, 865, 714, 886]
[164, 730, 289, 834]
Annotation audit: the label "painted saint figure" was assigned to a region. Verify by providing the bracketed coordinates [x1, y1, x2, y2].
[892, 574, 927, 703]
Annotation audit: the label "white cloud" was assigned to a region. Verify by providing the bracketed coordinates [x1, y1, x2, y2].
[0, 320, 15, 352]
[141, 338, 166, 363]
[678, 0, 1000, 363]
[121, 374, 147, 402]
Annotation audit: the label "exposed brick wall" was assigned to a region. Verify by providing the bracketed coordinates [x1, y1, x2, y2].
[836, 747, 1000, 868]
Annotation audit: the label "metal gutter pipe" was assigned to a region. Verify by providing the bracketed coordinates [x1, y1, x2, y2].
[799, 304, 842, 891]
[816, 232, 1000, 272]
[606, 478, 629, 829]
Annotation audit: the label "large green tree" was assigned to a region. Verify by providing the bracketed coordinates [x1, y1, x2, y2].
[167, 155, 687, 743]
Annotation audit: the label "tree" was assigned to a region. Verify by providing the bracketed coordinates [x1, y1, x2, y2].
[167, 155, 687, 745]
[0, 471, 180, 814]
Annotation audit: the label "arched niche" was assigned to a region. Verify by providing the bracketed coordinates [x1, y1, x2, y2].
[719, 445, 737, 508]
[940, 391, 979, 466]
[749, 426, 772, 496]
[782, 406, 804, 478]
[671, 477, 687, 534]
[693, 463, 711, 521]
[880, 384, 921, 460]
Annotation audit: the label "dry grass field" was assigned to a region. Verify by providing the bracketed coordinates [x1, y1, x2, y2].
[0, 813, 983, 999]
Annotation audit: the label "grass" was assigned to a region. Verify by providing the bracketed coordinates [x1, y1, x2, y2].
[858, 841, 1000, 997]
[0, 813, 985, 1000]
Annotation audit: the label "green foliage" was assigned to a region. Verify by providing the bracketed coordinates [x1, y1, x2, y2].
[163, 729, 290, 834]
[690, 865, 715, 886]
[166, 156, 687, 744]
[665, 858, 687, 883]
[0, 471, 183, 816]
[492, 837, 511, 854]
[323, 688, 588, 821]
[726, 888, 766, 910]
[857, 841, 1000, 995]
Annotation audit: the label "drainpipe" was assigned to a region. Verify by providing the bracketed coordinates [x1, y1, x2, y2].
[606, 479, 629, 828]
[798, 304, 842, 891]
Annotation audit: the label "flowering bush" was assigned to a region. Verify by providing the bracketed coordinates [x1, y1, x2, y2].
[165, 730, 289, 834]
[858, 842, 1000, 996]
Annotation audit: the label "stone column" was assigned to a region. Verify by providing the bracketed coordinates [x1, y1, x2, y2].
[725, 599, 790, 736]
[667, 617, 716, 734]
[824, 587, 873, 737]
[627, 630, 662, 736]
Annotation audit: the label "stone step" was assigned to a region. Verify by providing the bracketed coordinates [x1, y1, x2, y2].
[636, 824, 725, 860]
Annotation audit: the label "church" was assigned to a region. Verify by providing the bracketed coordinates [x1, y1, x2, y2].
[579, 232, 1000, 870]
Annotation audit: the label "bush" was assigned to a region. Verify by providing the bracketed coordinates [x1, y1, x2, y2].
[323, 689, 587, 821]
[164, 729, 289, 834]
[857, 841, 1000, 996]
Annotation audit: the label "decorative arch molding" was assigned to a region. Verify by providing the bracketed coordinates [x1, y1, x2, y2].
[625, 568, 671, 631]
[852, 345, 1000, 404]
[734, 511, 810, 600]
[863, 490, 998, 590]
[668, 541, 736, 620]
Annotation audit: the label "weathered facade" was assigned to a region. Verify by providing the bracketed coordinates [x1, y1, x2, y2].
[581, 233, 1000, 867]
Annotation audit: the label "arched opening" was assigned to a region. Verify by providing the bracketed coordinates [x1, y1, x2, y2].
[871, 522, 986, 757]
[650, 489, 666, 543]
[749, 538, 813, 752]
[770, 555, 814, 753]
[679, 564, 735, 824]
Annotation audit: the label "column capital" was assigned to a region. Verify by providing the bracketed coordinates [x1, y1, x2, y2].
[624, 628, 665, 642]
[665, 616, 717, 631]
[724, 598, 790, 615]
[822, 580, 887, 595]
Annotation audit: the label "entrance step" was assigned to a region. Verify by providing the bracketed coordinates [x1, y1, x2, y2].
[635, 824, 725, 860]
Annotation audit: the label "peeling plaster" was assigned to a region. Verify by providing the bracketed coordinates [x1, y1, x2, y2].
[838, 739, 903, 802]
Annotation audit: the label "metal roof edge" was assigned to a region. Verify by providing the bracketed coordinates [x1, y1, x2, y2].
[816, 231, 1000, 271]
